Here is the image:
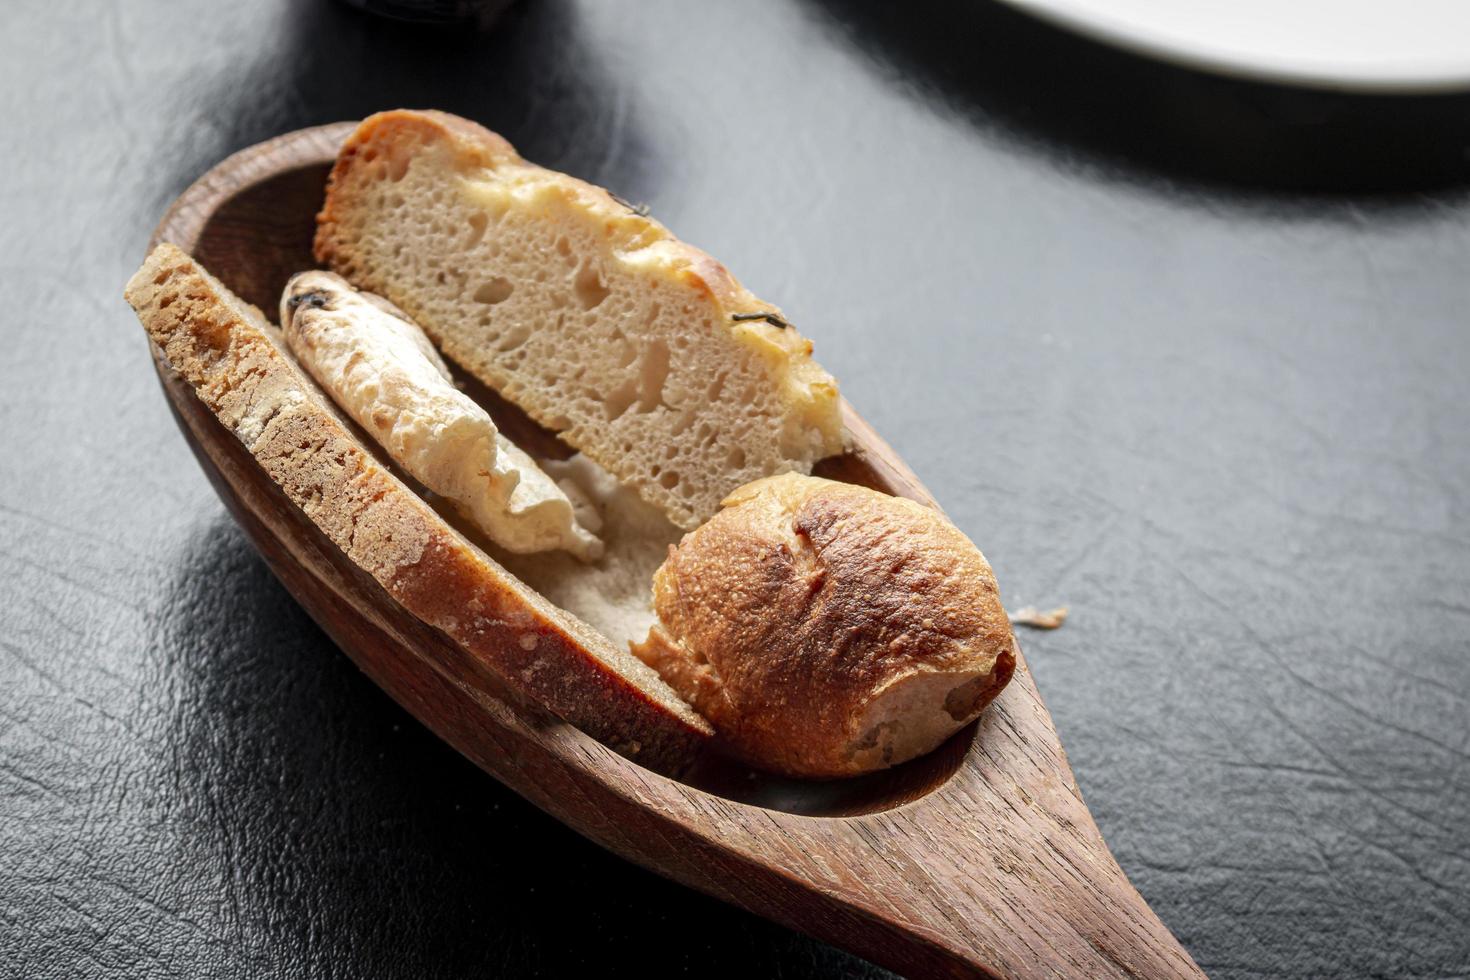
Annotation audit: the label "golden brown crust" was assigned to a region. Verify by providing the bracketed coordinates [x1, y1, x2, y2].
[317, 109, 759, 324]
[315, 109, 518, 277]
[126, 244, 711, 770]
[633, 474, 1015, 778]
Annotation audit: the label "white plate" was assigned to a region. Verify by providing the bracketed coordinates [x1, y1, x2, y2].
[1002, 0, 1470, 93]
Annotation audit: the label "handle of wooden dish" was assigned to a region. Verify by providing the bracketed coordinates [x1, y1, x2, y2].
[830, 675, 1207, 979]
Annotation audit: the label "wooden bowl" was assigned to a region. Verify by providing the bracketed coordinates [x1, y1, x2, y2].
[144, 122, 1204, 979]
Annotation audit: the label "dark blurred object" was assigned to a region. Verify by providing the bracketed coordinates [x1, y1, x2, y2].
[336, 0, 513, 25]
[810, 0, 1470, 194]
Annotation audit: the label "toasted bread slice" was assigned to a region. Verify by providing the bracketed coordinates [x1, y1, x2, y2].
[314, 109, 846, 530]
[125, 243, 711, 769]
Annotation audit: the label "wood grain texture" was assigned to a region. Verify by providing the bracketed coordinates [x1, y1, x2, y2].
[145, 123, 1204, 980]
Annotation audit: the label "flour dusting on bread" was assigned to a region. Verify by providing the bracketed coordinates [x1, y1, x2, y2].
[280, 270, 602, 561]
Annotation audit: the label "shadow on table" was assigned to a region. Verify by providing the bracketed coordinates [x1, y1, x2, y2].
[157, 516, 889, 977]
[184, 0, 663, 206]
[800, 0, 1470, 199]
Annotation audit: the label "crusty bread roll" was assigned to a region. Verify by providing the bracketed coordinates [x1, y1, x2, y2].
[126, 244, 711, 769]
[314, 110, 846, 531]
[632, 473, 1015, 778]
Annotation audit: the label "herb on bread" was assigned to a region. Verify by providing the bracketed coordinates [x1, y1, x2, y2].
[730, 311, 789, 329]
[608, 191, 652, 217]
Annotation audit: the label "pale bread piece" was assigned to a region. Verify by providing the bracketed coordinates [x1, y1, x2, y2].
[279, 270, 602, 561]
[491, 453, 684, 668]
[632, 474, 1015, 778]
[126, 243, 711, 769]
[314, 109, 846, 531]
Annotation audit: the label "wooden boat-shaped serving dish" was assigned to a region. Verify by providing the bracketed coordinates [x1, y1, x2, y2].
[145, 123, 1203, 979]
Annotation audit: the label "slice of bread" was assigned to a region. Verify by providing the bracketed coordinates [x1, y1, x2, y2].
[126, 243, 711, 770]
[315, 110, 846, 530]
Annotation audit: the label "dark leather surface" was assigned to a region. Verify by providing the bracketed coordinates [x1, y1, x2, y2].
[3, 1, 1468, 976]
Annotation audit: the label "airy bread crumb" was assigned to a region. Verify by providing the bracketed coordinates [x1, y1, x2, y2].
[315, 110, 847, 531]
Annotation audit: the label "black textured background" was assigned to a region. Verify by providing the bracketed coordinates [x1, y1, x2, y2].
[3, 1, 1469, 977]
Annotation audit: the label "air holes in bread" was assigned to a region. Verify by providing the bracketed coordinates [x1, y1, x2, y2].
[496, 324, 532, 352]
[474, 278, 514, 305]
[638, 340, 670, 413]
[313, 110, 845, 529]
[603, 377, 639, 421]
[465, 211, 488, 248]
[573, 262, 610, 310]
[387, 151, 411, 182]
